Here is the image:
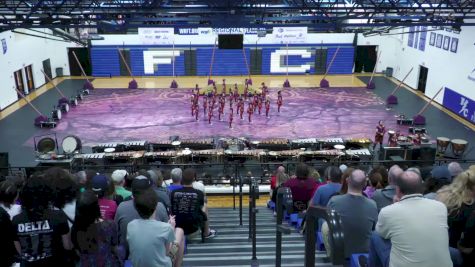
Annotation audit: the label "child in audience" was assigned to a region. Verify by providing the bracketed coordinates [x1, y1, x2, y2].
[72, 190, 122, 267]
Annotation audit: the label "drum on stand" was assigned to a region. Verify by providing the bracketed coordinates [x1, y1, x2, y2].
[70, 97, 78, 106]
[83, 89, 90, 95]
[52, 109, 62, 120]
[60, 103, 70, 113]
[61, 135, 82, 154]
[436, 137, 450, 153]
[37, 137, 56, 154]
[451, 139, 468, 157]
[77, 93, 84, 101]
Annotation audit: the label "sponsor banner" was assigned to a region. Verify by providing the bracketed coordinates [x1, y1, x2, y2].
[138, 28, 174, 44]
[177, 27, 266, 35]
[443, 87, 475, 123]
[272, 27, 307, 44]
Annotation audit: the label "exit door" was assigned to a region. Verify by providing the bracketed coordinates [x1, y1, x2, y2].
[417, 66, 428, 94]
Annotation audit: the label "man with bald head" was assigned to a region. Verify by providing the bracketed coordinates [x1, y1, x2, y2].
[369, 170, 452, 267]
[322, 169, 378, 259]
[372, 165, 403, 212]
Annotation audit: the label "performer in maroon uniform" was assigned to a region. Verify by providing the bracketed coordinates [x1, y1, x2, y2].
[213, 83, 218, 96]
[208, 107, 213, 124]
[229, 107, 234, 128]
[247, 102, 253, 123]
[244, 84, 249, 101]
[240, 99, 244, 120]
[277, 90, 283, 112]
[220, 93, 226, 112]
[233, 86, 239, 101]
[203, 96, 208, 117]
[257, 96, 263, 115]
[388, 130, 400, 147]
[373, 120, 386, 150]
[195, 84, 200, 95]
[191, 94, 196, 116]
[265, 98, 271, 118]
[194, 102, 199, 121]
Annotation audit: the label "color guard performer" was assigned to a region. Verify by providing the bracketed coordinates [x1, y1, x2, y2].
[203, 96, 208, 117]
[208, 106, 213, 125]
[194, 102, 199, 121]
[373, 120, 386, 150]
[265, 97, 271, 118]
[229, 107, 234, 129]
[257, 96, 263, 115]
[233, 85, 239, 101]
[247, 102, 254, 123]
[239, 99, 244, 120]
[277, 90, 283, 112]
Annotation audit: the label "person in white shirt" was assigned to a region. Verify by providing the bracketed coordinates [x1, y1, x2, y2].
[369, 170, 452, 267]
[0, 180, 21, 219]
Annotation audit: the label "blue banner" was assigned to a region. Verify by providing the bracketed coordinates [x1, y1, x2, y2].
[443, 87, 475, 124]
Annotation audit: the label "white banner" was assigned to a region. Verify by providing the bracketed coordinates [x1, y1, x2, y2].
[272, 27, 307, 44]
[138, 28, 175, 44]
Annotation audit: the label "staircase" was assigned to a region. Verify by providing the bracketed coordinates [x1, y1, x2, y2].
[183, 207, 332, 267]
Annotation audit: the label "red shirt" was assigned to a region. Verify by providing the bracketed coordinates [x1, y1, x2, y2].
[98, 198, 117, 220]
[283, 178, 318, 212]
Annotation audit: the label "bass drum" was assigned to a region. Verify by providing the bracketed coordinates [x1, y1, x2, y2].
[61, 103, 70, 113]
[70, 97, 78, 106]
[62, 135, 82, 154]
[52, 109, 62, 120]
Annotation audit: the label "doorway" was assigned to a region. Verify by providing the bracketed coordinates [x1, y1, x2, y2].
[42, 59, 52, 83]
[417, 66, 429, 94]
[355, 45, 377, 73]
[14, 69, 25, 99]
[24, 65, 35, 92]
[68, 47, 91, 76]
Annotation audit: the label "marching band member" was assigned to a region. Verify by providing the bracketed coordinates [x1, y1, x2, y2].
[277, 90, 283, 112]
[240, 99, 245, 120]
[194, 102, 199, 121]
[203, 96, 208, 116]
[208, 106, 213, 125]
[265, 97, 271, 118]
[257, 95, 263, 115]
[373, 120, 386, 150]
[247, 102, 253, 123]
[229, 107, 234, 129]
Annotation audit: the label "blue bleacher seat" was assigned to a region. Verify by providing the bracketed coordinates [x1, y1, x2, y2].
[124, 260, 133, 267]
[267, 200, 275, 210]
[316, 231, 325, 251]
[350, 253, 369, 267]
[296, 217, 304, 230]
[290, 213, 299, 225]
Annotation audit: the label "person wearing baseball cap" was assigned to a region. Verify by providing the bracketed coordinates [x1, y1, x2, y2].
[111, 170, 131, 200]
[91, 175, 117, 220]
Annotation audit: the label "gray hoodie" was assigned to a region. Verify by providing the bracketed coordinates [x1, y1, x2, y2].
[371, 185, 396, 212]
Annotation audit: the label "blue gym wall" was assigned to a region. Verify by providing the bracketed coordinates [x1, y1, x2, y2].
[90, 44, 354, 77]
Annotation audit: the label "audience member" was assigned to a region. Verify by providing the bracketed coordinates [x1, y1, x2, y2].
[271, 172, 290, 204]
[283, 163, 318, 212]
[0, 179, 21, 219]
[311, 166, 342, 207]
[91, 175, 118, 220]
[371, 165, 403, 212]
[448, 162, 464, 179]
[111, 169, 132, 200]
[437, 167, 475, 251]
[322, 169, 378, 259]
[364, 172, 383, 199]
[270, 165, 286, 190]
[369, 166, 389, 188]
[0, 201, 16, 267]
[168, 168, 184, 192]
[128, 188, 184, 267]
[459, 209, 475, 267]
[44, 167, 78, 228]
[72, 190, 122, 266]
[75, 171, 88, 191]
[424, 165, 452, 199]
[171, 168, 216, 238]
[13, 174, 73, 266]
[338, 167, 354, 195]
[148, 169, 171, 210]
[369, 170, 452, 267]
[114, 175, 168, 252]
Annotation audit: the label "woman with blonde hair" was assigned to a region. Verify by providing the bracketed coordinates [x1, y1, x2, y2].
[437, 166, 475, 250]
[271, 172, 290, 204]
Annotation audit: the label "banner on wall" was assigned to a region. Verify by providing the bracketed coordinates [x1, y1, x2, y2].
[138, 28, 174, 44]
[177, 27, 266, 35]
[443, 87, 475, 123]
[272, 27, 307, 44]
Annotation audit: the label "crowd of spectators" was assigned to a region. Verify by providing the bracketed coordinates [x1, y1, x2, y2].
[0, 166, 214, 267]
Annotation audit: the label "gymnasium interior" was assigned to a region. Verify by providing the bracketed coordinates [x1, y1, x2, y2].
[0, 1, 475, 267]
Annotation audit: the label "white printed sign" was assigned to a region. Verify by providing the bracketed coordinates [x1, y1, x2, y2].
[273, 27, 307, 44]
[270, 49, 312, 73]
[138, 28, 175, 45]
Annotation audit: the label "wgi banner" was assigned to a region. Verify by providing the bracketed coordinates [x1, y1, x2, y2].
[138, 28, 175, 45]
[273, 27, 307, 44]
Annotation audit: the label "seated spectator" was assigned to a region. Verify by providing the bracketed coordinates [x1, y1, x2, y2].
[369, 170, 452, 267]
[271, 172, 290, 204]
[114, 175, 168, 253]
[424, 166, 452, 199]
[270, 165, 286, 190]
[0, 200, 16, 267]
[75, 171, 88, 192]
[448, 162, 464, 179]
[337, 167, 355, 196]
[111, 169, 132, 200]
[322, 169, 378, 259]
[72, 190, 122, 266]
[283, 163, 318, 212]
[311, 166, 342, 207]
[0, 179, 21, 219]
[92, 175, 118, 220]
[437, 167, 475, 252]
[44, 167, 78, 228]
[171, 168, 216, 238]
[168, 168, 184, 192]
[13, 174, 73, 266]
[371, 165, 403, 212]
[148, 169, 171, 210]
[364, 172, 383, 199]
[369, 166, 389, 188]
[128, 188, 184, 267]
[459, 208, 475, 267]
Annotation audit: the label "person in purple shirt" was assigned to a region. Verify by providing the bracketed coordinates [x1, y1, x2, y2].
[311, 166, 343, 207]
[167, 168, 184, 192]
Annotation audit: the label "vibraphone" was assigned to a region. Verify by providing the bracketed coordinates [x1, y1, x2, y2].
[92, 142, 118, 153]
[345, 148, 372, 160]
[290, 138, 318, 149]
[92, 140, 147, 153]
[255, 138, 290, 151]
[122, 140, 147, 151]
[265, 149, 302, 161]
[225, 149, 266, 161]
[300, 149, 345, 161]
[144, 151, 178, 164]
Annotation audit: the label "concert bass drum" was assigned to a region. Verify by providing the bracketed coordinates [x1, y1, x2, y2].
[60, 103, 70, 113]
[70, 97, 78, 106]
[61, 135, 82, 154]
[52, 109, 62, 120]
